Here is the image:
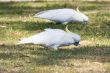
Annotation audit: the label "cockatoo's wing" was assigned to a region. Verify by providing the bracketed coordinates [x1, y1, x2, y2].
[36, 10, 48, 15]
[17, 29, 66, 45]
[34, 9, 75, 23]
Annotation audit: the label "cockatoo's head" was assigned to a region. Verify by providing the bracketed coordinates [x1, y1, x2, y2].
[76, 7, 88, 24]
[65, 25, 80, 46]
[72, 34, 80, 46]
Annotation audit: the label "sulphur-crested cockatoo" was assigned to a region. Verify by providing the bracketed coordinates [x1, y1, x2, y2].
[17, 27, 80, 50]
[33, 7, 88, 24]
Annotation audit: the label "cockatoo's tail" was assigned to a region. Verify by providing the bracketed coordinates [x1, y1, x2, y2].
[17, 38, 33, 44]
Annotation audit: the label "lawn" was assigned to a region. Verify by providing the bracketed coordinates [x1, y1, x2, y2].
[0, 1, 110, 73]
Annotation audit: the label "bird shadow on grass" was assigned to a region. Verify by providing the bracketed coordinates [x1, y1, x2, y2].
[0, 44, 110, 67]
[3, 20, 66, 31]
[31, 45, 110, 66]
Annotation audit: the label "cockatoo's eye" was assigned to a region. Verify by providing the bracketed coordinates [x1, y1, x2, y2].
[74, 41, 79, 46]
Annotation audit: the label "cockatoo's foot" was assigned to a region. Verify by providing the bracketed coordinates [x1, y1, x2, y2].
[47, 47, 58, 51]
[62, 22, 68, 25]
[52, 45, 59, 51]
[48, 45, 59, 51]
[46, 44, 59, 50]
[53, 47, 58, 51]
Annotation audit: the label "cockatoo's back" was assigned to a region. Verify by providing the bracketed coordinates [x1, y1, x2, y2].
[38, 29, 67, 44]
[34, 9, 77, 22]
[17, 29, 67, 45]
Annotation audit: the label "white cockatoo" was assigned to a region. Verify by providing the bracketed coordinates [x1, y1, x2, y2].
[17, 26, 80, 50]
[33, 7, 88, 24]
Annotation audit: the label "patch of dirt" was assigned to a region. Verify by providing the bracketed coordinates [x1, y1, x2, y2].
[80, 40, 93, 46]
[74, 61, 108, 73]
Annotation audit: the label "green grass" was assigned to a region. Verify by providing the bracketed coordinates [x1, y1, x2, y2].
[0, 1, 110, 73]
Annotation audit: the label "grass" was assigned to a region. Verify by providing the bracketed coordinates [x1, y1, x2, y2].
[0, 1, 110, 73]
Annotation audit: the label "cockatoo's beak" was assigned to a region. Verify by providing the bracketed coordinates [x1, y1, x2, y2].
[74, 41, 80, 46]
